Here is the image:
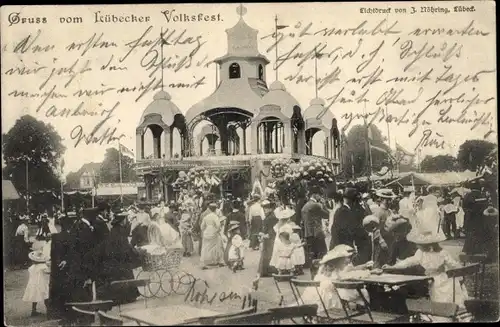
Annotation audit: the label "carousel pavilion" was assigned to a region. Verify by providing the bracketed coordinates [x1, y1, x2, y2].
[134, 6, 342, 201]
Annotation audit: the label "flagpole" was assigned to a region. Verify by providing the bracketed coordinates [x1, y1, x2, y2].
[91, 169, 96, 207]
[160, 27, 164, 91]
[386, 105, 391, 149]
[314, 48, 318, 98]
[351, 152, 355, 179]
[118, 141, 123, 205]
[60, 162, 64, 211]
[25, 156, 29, 215]
[274, 15, 279, 81]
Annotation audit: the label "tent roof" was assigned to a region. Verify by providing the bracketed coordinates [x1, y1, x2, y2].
[384, 171, 478, 187]
[2, 180, 20, 200]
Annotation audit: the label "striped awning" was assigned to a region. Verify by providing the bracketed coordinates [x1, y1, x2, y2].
[2, 180, 20, 200]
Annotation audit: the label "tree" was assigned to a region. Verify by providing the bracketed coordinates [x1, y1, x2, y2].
[2, 115, 65, 203]
[344, 124, 392, 177]
[420, 155, 458, 173]
[99, 148, 136, 183]
[65, 171, 81, 190]
[457, 140, 496, 171]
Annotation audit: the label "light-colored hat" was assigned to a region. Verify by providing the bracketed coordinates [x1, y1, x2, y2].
[278, 225, 293, 236]
[362, 215, 380, 227]
[232, 234, 243, 247]
[319, 245, 354, 264]
[261, 199, 272, 208]
[228, 223, 240, 232]
[376, 189, 397, 199]
[403, 186, 415, 193]
[407, 231, 446, 244]
[29, 250, 48, 263]
[361, 193, 370, 199]
[275, 207, 295, 220]
[484, 206, 499, 217]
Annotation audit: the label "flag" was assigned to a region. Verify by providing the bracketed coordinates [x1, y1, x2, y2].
[61, 158, 65, 169]
[395, 142, 415, 166]
[119, 143, 134, 158]
[367, 125, 373, 141]
[276, 25, 288, 30]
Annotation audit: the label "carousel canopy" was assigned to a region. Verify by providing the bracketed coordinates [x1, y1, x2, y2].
[2, 180, 19, 200]
[260, 81, 301, 119]
[303, 98, 334, 130]
[138, 90, 183, 127]
[185, 78, 264, 124]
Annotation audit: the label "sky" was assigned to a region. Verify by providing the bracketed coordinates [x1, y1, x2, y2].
[1, 2, 497, 175]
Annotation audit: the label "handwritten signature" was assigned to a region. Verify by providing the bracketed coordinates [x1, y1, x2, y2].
[70, 102, 125, 148]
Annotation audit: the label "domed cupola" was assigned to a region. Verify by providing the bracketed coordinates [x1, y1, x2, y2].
[138, 90, 183, 128]
[260, 81, 301, 119]
[303, 97, 334, 130]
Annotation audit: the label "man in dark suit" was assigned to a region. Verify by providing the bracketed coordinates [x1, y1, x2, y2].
[94, 206, 110, 245]
[330, 188, 359, 250]
[302, 188, 330, 267]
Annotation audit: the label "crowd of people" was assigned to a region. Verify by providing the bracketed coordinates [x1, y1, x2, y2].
[6, 176, 498, 322]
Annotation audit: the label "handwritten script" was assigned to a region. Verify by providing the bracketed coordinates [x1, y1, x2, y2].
[1, 3, 496, 157]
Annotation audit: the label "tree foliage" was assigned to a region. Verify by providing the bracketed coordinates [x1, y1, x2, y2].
[99, 148, 136, 183]
[2, 115, 65, 197]
[343, 124, 392, 177]
[457, 140, 496, 171]
[64, 171, 81, 190]
[420, 155, 458, 173]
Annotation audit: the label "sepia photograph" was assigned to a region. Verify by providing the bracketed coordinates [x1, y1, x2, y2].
[1, 1, 498, 325]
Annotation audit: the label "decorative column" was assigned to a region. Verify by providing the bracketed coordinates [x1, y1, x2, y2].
[153, 135, 160, 159]
[136, 129, 143, 160]
[251, 120, 259, 154]
[283, 121, 292, 155]
[164, 127, 172, 159]
[242, 126, 247, 154]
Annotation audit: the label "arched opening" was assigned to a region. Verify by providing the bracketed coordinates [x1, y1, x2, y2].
[193, 121, 221, 156]
[229, 63, 241, 79]
[258, 64, 264, 80]
[257, 116, 285, 154]
[291, 105, 304, 154]
[306, 128, 327, 157]
[171, 128, 182, 158]
[143, 124, 164, 159]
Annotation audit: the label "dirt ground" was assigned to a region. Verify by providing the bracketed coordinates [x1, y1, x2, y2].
[4, 237, 498, 326]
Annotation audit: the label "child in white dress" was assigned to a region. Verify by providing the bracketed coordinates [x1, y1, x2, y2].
[273, 225, 298, 274]
[23, 251, 50, 316]
[383, 231, 468, 320]
[228, 234, 245, 272]
[300, 245, 373, 315]
[290, 232, 306, 275]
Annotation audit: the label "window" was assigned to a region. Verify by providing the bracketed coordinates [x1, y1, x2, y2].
[229, 63, 241, 79]
[258, 64, 264, 80]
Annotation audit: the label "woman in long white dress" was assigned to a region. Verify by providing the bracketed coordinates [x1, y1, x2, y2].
[147, 213, 181, 248]
[416, 192, 447, 238]
[269, 207, 295, 269]
[200, 203, 225, 269]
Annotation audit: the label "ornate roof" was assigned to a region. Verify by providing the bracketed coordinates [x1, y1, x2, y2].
[303, 97, 334, 130]
[138, 90, 183, 127]
[260, 81, 301, 118]
[185, 78, 264, 124]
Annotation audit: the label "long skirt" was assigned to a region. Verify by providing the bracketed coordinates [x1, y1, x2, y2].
[12, 236, 30, 267]
[258, 238, 276, 277]
[223, 235, 235, 266]
[249, 216, 263, 250]
[181, 232, 194, 254]
[200, 234, 225, 266]
[462, 213, 488, 255]
[97, 266, 139, 305]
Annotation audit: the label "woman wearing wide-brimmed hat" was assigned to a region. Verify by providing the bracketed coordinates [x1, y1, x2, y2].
[23, 250, 50, 316]
[383, 231, 469, 312]
[257, 199, 279, 277]
[200, 202, 226, 269]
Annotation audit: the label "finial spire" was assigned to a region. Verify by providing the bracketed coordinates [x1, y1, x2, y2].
[236, 4, 247, 18]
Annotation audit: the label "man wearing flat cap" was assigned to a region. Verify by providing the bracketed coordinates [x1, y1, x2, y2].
[301, 187, 330, 267]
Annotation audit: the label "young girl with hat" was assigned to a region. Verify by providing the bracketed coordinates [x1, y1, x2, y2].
[227, 234, 245, 272]
[272, 225, 303, 275]
[23, 250, 50, 317]
[269, 207, 295, 269]
[289, 223, 306, 275]
[383, 231, 468, 314]
[301, 245, 373, 315]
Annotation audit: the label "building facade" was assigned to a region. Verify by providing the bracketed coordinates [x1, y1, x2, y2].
[135, 7, 342, 201]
